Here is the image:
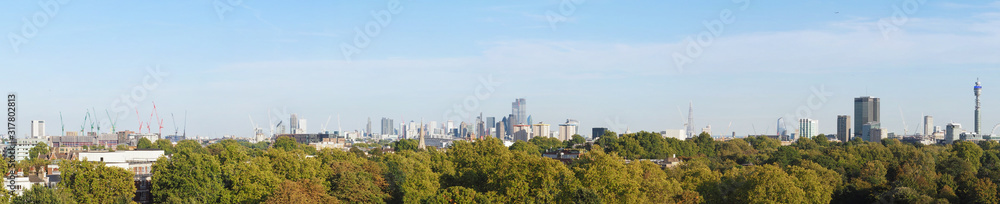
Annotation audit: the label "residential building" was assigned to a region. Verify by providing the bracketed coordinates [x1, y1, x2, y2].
[532, 123, 551, 138]
[557, 119, 579, 141]
[799, 119, 819, 138]
[837, 115, 851, 142]
[513, 125, 531, 142]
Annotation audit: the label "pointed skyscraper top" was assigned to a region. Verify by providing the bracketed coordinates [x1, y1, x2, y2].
[418, 118, 427, 150]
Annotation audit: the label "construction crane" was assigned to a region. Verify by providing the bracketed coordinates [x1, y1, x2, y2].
[93, 107, 100, 134]
[153, 102, 164, 136]
[183, 111, 187, 137]
[676, 106, 688, 136]
[134, 108, 143, 133]
[81, 112, 89, 135]
[171, 113, 178, 136]
[275, 120, 283, 134]
[321, 115, 332, 133]
[249, 114, 262, 136]
[899, 106, 908, 136]
[726, 121, 733, 138]
[267, 109, 274, 138]
[146, 106, 154, 134]
[59, 112, 65, 135]
[106, 110, 119, 133]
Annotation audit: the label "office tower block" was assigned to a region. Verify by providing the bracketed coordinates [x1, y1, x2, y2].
[854, 97, 880, 138]
[837, 115, 851, 142]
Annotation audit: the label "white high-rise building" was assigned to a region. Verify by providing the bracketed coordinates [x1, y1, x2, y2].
[924, 116, 933, 137]
[290, 114, 299, 134]
[663, 129, 686, 140]
[532, 123, 550, 138]
[557, 119, 579, 141]
[30, 120, 45, 138]
[799, 119, 819, 138]
[946, 123, 963, 144]
[299, 119, 307, 134]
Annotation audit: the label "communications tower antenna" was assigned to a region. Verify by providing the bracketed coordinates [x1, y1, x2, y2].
[975, 79, 983, 134]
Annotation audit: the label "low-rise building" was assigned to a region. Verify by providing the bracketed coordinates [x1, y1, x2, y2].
[14, 138, 48, 161]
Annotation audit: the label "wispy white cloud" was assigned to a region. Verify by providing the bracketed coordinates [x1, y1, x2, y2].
[215, 10, 1000, 84]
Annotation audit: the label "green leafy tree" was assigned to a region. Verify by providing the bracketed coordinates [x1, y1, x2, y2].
[154, 139, 174, 155]
[724, 164, 807, 204]
[137, 137, 153, 149]
[220, 156, 281, 203]
[264, 179, 339, 204]
[116, 144, 130, 151]
[272, 137, 299, 152]
[384, 151, 439, 203]
[572, 147, 643, 203]
[151, 148, 225, 203]
[953, 141, 984, 171]
[174, 140, 207, 154]
[265, 148, 324, 182]
[530, 136, 563, 153]
[694, 132, 716, 157]
[327, 159, 390, 203]
[11, 184, 75, 204]
[449, 137, 576, 203]
[565, 134, 586, 148]
[393, 139, 418, 152]
[29, 142, 49, 160]
[769, 146, 801, 166]
[426, 186, 491, 204]
[509, 140, 540, 155]
[58, 160, 136, 204]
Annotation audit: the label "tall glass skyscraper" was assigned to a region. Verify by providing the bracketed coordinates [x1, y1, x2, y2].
[512, 98, 526, 125]
[381, 117, 394, 136]
[854, 96, 880, 138]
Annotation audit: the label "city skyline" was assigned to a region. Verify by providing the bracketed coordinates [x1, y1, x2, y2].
[2, 1, 1000, 138]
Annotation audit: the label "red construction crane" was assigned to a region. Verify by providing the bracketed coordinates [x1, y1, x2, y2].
[135, 108, 144, 133]
[153, 102, 164, 136]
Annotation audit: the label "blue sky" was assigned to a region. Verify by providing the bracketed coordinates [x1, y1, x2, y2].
[2, 1, 1000, 138]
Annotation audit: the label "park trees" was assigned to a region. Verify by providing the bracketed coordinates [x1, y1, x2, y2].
[58, 160, 136, 204]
